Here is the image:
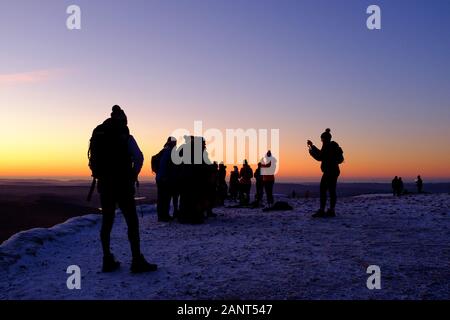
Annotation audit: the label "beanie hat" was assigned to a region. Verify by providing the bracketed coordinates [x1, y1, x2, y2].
[321, 128, 332, 141]
[111, 105, 127, 125]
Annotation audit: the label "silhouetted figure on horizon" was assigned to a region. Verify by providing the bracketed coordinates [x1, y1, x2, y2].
[416, 175, 423, 193]
[254, 162, 264, 206]
[392, 176, 399, 196]
[261, 150, 277, 208]
[239, 160, 254, 205]
[154, 137, 178, 222]
[88, 105, 157, 273]
[307, 128, 344, 218]
[229, 166, 240, 201]
[397, 177, 404, 196]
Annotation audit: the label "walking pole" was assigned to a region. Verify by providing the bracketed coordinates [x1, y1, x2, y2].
[136, 179, 144, 218]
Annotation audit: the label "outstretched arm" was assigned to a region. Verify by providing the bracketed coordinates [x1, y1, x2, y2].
[309, 145, 322, 161]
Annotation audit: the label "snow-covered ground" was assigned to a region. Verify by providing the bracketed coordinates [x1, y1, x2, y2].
[1, 193, 449, 300]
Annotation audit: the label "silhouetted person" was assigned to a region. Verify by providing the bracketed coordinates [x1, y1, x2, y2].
[308, 128, 344, 218]
[261, 150, 277, 207]
[155, 137, 178, 222]
[177, 136, 210, 224]
[416, 175, 423, 193]
[229, 166, 240, 201]
[254, 162, 264, 205]
[397, 177, 404, 196]
[392, 176, 399, 196]
[239, 160, 254, 205]
[88, 105, 157, 273]
[217, 162, 228, 206]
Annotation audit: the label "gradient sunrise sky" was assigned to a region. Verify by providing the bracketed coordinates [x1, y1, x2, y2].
[1, 0, 449, 182]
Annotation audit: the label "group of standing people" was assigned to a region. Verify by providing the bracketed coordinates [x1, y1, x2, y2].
[154, 135, 279, 224]
[391, 176, 404, 196]
[153, 135, 229, 224]
[228, 152, 277, 208]
[88, 106, 345, 273]
[392, 175, 423, 196]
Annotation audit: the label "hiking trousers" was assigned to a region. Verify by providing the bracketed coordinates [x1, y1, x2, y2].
[98, 179, 141, 259]
[320, 172, 339, 210]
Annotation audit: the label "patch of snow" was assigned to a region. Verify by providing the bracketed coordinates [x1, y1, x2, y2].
[353, 193, 393, 199]
[0, 195, 449, 300]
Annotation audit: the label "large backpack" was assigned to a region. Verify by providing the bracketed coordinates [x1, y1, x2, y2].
[151, 149, 165, 174]
[88, 119, 131, 179]
[333, 142, 345, 165]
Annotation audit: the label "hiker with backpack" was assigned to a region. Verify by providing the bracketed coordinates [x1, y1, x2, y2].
[261, 150, 277, 208]
[239, 160, 254, 205]
[152, 137, 178, 222]
[88, 105, 157, 273]
[307, 128, 344, 218]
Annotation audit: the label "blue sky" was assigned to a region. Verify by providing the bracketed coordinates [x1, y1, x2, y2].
[1, 0, 449, 181]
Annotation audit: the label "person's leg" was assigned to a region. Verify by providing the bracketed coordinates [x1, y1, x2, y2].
[206, 187, 217, 217]
[262, 181, 269, 205]
[245, 184, 251, 204]
[119, 186, 157, 273]
[239, 184, 244, 204]
[157, 181, 171, 220]
[267, 181, 274, 205]
[156, 181, 164, 219]
[319, 174, 328, 211]
[118, 192, 141, 259]
[255, 182, 261, 203]
[329, 174, 339, 210]
[172, 189, 179, 217]
[99, 192, 116, 257]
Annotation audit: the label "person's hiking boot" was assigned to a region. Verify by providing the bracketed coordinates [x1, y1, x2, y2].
[325, 209, 336, 217]
[312, 209, 326, 218]
[102, 254, 120, 273]
[130, 254, 157, 273]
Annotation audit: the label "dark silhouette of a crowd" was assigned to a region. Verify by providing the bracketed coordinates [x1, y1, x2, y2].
[392, 175, 424, 196]
[152, 136, 278, 225]
[92, 106, 433, 273]
[88, 106, 347, 273]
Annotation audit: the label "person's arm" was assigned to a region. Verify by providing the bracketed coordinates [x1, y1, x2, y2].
[309, 145, 322, 161]
[261, 161, 271, 168]
[128, 135, 144, 175]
